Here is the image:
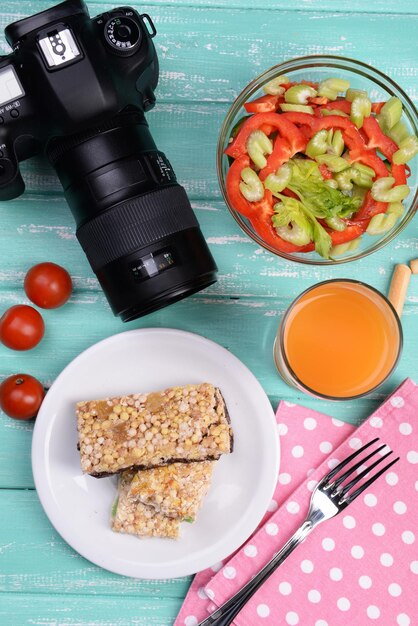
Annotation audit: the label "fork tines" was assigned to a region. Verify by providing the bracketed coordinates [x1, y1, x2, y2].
[323, 438, 400, 505]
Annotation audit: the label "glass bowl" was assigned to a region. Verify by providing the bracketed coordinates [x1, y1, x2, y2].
[217, 55, 418, 264]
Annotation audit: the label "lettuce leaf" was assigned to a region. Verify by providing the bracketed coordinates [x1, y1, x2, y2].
[288, 158, 361, 219]
[270, 158, 362, 259]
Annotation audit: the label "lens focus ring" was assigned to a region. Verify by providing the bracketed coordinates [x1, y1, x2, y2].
[76, 185, 199, 271]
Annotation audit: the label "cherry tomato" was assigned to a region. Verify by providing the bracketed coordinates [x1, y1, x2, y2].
[24, 262, 73, 309]
[0, 374, 45, 420]
[0, 305, 45, 350]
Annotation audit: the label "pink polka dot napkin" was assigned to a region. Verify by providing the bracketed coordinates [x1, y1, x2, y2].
[175, 378, 418, 626]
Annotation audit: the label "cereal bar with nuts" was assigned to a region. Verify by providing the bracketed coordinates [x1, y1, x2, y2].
[127, 461, 215, 521]
[76, 383, 232, 477]
[111, 471, 180, 539]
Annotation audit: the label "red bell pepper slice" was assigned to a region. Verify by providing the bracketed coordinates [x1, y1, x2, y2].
[362, 116, 398, 161]
[244, 95, 283, 113]
[225, 155, 255, 218]
[313, 115, 358, 133]
[224, 112, 306, 159]
[352, 190, 388, 221]
[391, 163, 407, 185]
[348, 148, 389, 179]
[318, 163, 333, 180]
[235, 187, 314, 253]
[371, 102, 385, 114]
[259, 123, 275, 136]
[281, 188, 299, 199]
[250, 215, 315, 253]
[329, 223, 366, 245]
[288, 80, 319, 90]
[342, 126, 367, 152]
[310, 96, 329, 105]
[225, 160, 280, 230]
[321, 99, 352, 114]
[279, 112, 317, 128]
[259, 137, 291, 181]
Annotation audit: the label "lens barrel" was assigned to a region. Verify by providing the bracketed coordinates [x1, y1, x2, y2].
[47, 112, 217, 320]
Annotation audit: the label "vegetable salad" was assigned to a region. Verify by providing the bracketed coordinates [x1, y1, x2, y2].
[225, 76, 418, 259]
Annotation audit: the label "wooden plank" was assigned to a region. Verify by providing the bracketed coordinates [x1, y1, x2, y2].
[0, 189, 418, 294]
[1, 287, 418, 488]
[0, 0, 417, 22]
[0, 490, 191, 597]
[0, 5, 417, 104]
[2, 103, 229, 198]
[4, 98, 416, 200]
[0, 591, 183, 625]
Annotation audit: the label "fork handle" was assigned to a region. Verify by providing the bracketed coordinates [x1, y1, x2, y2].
[197, 520, 313, 626]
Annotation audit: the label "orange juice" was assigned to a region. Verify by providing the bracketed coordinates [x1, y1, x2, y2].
[276, 280, 402, 399]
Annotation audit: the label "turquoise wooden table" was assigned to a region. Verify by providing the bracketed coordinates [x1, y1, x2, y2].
[0, 1, 417, 624]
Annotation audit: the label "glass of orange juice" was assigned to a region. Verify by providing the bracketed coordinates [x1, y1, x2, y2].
[274, 279, 402, 400]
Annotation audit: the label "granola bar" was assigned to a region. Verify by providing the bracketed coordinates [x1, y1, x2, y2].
[111, 471, 180, 539]
[76, 383, 232, 477]
[127, 461, 215, 520]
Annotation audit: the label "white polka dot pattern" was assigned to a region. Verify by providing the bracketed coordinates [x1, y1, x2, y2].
[265, 523, 278, 536]
[390, 396, 405, 408]
[291, 445, 304, 458]
[342, 515, 356, 529]
[380, 553, 394, 567]
[337, 597, 350, 611]
[364, 493, 377, 507]
[308, 589, 321, 603]
[330, 568, 343, 581]
[367, 606, 380, 619]
[369, 416, 383, 428]
[304, 417, 317, 430]
[407, 450, 418, 464]
[301, 559, 314, 573]
[399, 422, 412, 435]
[222, 566, 236, 579]
[175, 382, 418, 626]
[257, 604, 270, 617]
[278, 581, 292, 595]
[244, 544, 257, 558]
[359, 575, 372, 589]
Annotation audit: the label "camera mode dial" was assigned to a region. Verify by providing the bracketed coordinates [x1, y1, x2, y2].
[104, 16, 141, 55]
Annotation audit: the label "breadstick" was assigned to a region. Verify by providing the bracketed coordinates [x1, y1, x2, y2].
[410, 259, 418, 274]
[388, 264, 411, 317]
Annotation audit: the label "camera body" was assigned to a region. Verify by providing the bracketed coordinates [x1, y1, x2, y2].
[0, 1, 158, 199]
[0, 1, 217, 321]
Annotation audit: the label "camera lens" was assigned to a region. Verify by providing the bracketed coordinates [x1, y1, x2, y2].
[46, 111, 217, 321]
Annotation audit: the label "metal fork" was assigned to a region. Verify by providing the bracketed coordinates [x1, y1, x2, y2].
[198, 437, 399, 626]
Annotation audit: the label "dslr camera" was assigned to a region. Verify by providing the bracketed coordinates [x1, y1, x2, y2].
[0, 0, 217, 321]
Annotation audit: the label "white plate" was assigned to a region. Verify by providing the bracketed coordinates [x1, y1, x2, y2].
[32, 328, 279, 579]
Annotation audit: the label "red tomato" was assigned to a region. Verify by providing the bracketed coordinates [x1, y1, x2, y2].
[0, 373, 45, 420]
[24, 262, 73, 309]
[0, 305, 45, 350]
